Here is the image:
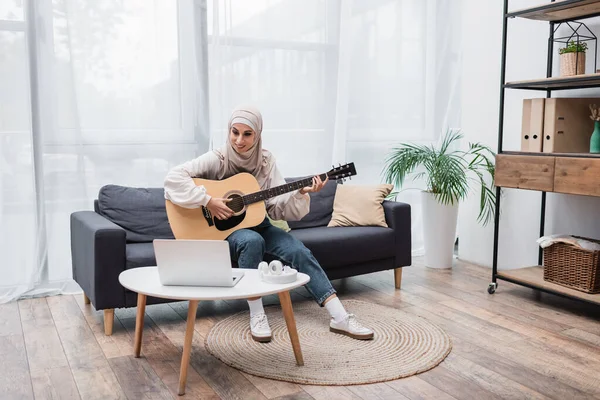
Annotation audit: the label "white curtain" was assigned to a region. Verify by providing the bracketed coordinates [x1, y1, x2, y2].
[207, 0, 463, 255]
[0, 0, 208, 303]
[0, 0, 461, 303]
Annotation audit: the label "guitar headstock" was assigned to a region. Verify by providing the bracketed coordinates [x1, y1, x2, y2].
[326, 162, 357, 183]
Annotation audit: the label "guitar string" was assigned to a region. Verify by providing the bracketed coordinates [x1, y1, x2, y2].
[219, 178, 325, 210]
[225, 180, 311, 209]
[206, 170, 350, 211]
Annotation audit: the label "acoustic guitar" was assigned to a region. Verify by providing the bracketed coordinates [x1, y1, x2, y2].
[165, 162, 357, 240]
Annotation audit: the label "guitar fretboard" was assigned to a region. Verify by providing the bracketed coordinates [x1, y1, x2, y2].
[242, 173, 327, 205]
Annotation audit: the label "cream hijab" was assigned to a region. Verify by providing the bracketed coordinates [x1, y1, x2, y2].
[213, 105, 272, 186]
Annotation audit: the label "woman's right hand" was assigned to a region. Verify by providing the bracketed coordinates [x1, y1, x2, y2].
[206, 197, 234, 220]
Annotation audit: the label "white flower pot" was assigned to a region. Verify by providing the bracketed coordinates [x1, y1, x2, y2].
[421, 191, 459, 269]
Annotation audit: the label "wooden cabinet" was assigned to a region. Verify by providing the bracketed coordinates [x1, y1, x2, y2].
[554, 157, 600, 196]
[495, 153, 600, 197]
[494, 154, 555, 192]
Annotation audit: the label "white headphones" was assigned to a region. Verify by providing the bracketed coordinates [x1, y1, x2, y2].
[259, 260, 287, 275]
[258, 260, 297, 283]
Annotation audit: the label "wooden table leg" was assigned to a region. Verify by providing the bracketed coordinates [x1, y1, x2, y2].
[278, 291, 304, 366]
[178, 300, 199, 396]
[134, 294, 147, 358]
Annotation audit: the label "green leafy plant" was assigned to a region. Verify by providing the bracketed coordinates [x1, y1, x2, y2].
[382, 129, 497, 226]
[559, 41, 588, 55]
[590, 104, 600, 121]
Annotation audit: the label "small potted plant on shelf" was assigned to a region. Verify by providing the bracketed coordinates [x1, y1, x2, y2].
[560, 41, 587, 76]
[382, 129, 496, 269]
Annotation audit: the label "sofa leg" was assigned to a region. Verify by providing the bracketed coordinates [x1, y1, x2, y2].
[83, 293, 91, 305]
[104, 309, 114, 336]
[394, 268, 403, 289]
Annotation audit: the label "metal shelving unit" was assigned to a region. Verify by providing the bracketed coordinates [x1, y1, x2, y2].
[506, 0, 600, 22]
[490, 0, 600, 306]
[505, 73, 600, 90]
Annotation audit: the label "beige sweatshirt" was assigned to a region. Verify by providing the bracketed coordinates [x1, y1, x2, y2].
[163, 151, 311, 221]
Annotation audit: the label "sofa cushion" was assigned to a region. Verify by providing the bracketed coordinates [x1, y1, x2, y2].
[328, 183, 394, 228]
[289, 226, 395, 268]
[97, 184, 174, 242]
[285, 177, 338, 229]
[125, 243, 156, 269]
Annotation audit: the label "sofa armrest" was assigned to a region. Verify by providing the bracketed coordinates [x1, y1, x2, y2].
[71, 211, 127, 310]
[383, 200, 411, 267]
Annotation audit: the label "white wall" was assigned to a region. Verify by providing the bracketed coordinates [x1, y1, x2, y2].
[458, 0, 600, 270]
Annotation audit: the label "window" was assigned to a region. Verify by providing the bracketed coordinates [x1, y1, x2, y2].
[50, 0, 197, 144]
[0, 0, 209, 289]
[0, 1, 32, 207]
[0, 0, 37, 289]
[206, 0, 338, 176]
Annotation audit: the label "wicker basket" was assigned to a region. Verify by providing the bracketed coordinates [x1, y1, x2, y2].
[543, 235, 600, 293]
[560, 52, 586, 76]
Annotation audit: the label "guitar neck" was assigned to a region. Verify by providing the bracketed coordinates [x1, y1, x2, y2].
[242, 173, 328, 205]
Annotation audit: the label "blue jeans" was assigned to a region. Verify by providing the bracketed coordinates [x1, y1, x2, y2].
[226, 218, 336, 306]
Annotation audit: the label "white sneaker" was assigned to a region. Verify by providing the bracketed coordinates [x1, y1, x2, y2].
[250, 312, 272, 342]
[330, 313, 374, 340]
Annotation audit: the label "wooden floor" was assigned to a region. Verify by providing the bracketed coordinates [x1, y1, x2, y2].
[2, 258, 600, 400]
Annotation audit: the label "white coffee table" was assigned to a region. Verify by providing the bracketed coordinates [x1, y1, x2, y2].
[118, 267, 310, 395]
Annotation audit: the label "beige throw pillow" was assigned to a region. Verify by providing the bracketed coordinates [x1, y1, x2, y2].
[328, 184, 393, 228]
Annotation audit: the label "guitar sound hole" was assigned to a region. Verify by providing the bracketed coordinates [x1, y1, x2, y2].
[227, 194, 244, 213]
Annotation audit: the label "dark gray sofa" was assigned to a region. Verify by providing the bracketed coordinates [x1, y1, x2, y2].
[70, 179, 411, 335]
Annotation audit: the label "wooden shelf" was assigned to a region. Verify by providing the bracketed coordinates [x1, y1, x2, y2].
[507, 0, 600, 22]
[497, 266, 600, 305]
[495, 153, 600, 196]
[503, 150, 600, 158]
[505, 73, 600, 90]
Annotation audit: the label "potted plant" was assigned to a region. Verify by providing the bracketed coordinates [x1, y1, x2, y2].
[560, 41, 587, 76]
[382, 129, 496, 269]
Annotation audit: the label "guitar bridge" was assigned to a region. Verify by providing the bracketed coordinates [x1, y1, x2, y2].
[201, 206, 214, 226]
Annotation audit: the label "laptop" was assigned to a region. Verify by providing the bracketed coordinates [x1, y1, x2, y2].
[153, 239, 244, 287]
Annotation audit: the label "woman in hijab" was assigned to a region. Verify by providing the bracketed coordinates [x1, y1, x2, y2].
[164, 105, 373, 342]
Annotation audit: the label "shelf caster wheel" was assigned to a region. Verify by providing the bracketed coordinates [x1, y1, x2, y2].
[488, 283, 498, 294]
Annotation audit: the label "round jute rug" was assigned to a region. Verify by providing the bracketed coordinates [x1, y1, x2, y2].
[205, 300, 452, 385]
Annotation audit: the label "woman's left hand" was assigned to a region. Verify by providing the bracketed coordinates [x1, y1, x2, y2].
[300, 175, 328, 194]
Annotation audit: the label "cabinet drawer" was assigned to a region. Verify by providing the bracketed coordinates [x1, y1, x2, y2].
[554, 157, 600, 197]
[495, 154, 555, 191]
